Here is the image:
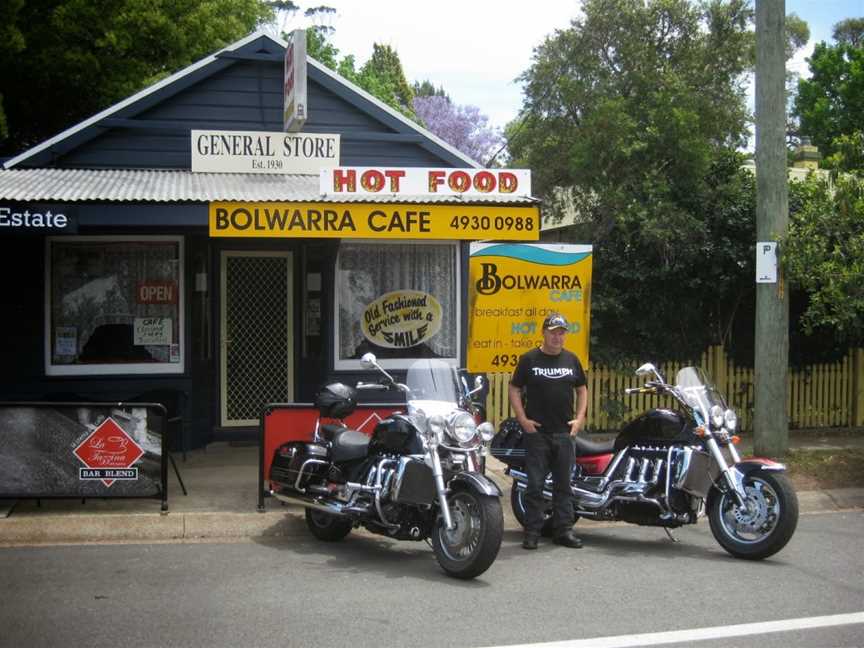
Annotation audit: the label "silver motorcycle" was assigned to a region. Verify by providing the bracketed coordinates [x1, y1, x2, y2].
[270, 353, 504, 579]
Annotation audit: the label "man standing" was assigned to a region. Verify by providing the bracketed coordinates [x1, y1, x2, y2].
[509, 313, 588, 550]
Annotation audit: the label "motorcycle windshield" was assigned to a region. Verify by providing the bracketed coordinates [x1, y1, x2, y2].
[405, 358, 461, 416]
[674, 366, 728, 420]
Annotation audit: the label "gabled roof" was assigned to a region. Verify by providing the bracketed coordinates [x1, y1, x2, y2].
[3, 31, 479, 170]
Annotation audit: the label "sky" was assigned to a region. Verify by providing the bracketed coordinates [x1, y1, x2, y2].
[276, 0, 864, 133]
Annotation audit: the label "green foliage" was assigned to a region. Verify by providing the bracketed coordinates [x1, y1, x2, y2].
[783, 174, 864, 342]
[304, 27, 416, 119]
[413, 80, 449, 100]
[832, 17, 864, 48]
[509, 0, 755, 362]
[794, 39, 864, 170]
[357, 44, 415, 118]
[0, 0, 273, 155]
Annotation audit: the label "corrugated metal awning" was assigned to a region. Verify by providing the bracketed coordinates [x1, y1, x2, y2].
[0, 168, 539, 204]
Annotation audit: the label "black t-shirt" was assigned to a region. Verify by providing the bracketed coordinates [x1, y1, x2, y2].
[510, 347, 587, 435]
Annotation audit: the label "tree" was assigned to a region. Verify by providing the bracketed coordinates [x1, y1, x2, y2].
[0, 0, 273, 156]
[509, 0, 755, 361]
[794, 34, 864, 170]
[783, 174, 864, 343]
[412, 95, 503, 165]
[833, 17, 864, 47]
[356, 44, 416, 117]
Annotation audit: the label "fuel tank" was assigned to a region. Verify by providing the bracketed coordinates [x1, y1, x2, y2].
[614, 409, 696, 451]
[369, 414, 424, 455]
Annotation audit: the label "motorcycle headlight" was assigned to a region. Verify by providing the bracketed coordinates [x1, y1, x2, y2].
[724, 408, 738, 432]
[450, 412, 478, 446]
[427, 415, 446, 446]
[478, 421, 495, 443]
[710, 405, 725, 429]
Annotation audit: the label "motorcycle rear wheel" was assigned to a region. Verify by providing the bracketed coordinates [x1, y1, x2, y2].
[510, 483, 555, 537]
[305, 507, 354, 541]
[432, 490, 503, 580]
[708, 472, 798, 560]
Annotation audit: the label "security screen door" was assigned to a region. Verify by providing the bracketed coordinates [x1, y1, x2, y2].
[220, 251, 293, 426]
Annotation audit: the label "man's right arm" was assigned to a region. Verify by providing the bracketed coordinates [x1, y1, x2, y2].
[508, 382, 540, 433]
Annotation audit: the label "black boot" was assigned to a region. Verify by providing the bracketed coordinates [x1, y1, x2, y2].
[553, 530, 583, 548]
[522, 533, 539, 550]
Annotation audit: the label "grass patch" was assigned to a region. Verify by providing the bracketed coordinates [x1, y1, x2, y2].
[783, 449, 864, 490]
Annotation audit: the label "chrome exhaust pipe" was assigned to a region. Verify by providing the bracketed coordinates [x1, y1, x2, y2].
[270, 488, 368, 517]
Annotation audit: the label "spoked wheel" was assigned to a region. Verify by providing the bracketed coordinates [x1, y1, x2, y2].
[708, 472, 798, 560]
[305, 507, 353, 541]
[432, 490, 503, 580]
[510, 483, 556, 537]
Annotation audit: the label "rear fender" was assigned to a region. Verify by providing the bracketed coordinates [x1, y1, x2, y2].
[449, 471, 501, 497]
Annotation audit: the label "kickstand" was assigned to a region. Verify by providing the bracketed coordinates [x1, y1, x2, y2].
[663, 527, 679, 543]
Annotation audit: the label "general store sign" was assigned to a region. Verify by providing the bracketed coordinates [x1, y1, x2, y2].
[209, 202, 539, 240]
[320, 167, 532, 198]
[191, 130, 339, 174]
[467, 243, 593, 373]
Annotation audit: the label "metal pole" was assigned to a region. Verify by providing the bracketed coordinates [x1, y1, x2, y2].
[754, 0, 789, 456]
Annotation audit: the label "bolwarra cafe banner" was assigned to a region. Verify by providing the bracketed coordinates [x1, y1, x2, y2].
[468, 243, 593, 373]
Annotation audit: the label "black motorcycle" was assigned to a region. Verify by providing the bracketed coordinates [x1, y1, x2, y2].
[496, 363, 799, 560]
[269, 353, 504, 579]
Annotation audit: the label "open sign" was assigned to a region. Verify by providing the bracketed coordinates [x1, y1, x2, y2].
[137, 281, 177, 304]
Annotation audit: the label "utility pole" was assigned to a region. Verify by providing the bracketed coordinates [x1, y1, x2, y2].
[754, 0, 789, 456]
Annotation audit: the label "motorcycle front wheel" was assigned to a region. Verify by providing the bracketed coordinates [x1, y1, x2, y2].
[708, 472, 798, 560]
[432, 490, 503, 580]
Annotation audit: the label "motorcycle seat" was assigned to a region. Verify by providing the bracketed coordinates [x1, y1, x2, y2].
[319, 423, 347, 441]
[572, 436, 615, 456]
[330, 429, 370, 463]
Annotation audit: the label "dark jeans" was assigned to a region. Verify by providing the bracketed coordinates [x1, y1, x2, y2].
[524, 432, 574, 536]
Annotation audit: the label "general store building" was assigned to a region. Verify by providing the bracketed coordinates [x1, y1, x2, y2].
[0, 32, 539, 453]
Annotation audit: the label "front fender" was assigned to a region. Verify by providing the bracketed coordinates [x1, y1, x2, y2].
[707, 458, 787, 509]
[736, 457, 788, 475]
[449, 471, 502, 497]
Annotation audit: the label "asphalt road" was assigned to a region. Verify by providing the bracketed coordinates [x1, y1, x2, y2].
[1, 511, 862, 648]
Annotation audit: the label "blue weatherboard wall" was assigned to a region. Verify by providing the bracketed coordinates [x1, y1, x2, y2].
[18, 34, 463, 170]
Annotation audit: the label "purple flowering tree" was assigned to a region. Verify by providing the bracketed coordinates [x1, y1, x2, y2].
[412, 95, 504, 166]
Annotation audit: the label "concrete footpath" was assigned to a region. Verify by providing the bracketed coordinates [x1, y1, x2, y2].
[1, 440, 862, 547]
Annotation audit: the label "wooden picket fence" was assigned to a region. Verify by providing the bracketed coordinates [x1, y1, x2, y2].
[485, 346, 864, 433]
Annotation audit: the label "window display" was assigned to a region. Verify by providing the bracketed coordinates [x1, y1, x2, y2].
[335, 242, 458, 368]
[47, 236, 184, 375]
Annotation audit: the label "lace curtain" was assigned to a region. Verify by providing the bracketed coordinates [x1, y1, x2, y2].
[336, 242, 458, 362]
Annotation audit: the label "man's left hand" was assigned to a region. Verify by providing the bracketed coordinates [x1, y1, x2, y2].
[567, 417, 584, 436]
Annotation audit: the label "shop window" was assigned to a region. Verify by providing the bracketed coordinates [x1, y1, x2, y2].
[335, 241, 459, 370]
[46, 236, 184, 375]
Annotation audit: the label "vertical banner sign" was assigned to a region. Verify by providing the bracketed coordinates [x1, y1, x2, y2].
[468, 243, 593, 373]
[283, 29, 307, 132]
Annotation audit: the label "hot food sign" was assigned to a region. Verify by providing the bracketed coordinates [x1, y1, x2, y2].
[320, 167, 532, 198]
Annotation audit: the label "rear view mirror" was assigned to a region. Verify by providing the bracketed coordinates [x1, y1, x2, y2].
[360, 353, 377, 369]
[635, 363, 664, 383]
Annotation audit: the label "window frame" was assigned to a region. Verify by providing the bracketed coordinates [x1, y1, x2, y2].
[44, 235, 186, 376]
[333, 239, 461, 371]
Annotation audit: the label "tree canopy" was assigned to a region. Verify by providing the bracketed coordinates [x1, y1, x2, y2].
[794, 34, 864, 172]
[0, 0, 273, 156]
[412, 96, 502, 165]
[509, 0, 754, 361]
